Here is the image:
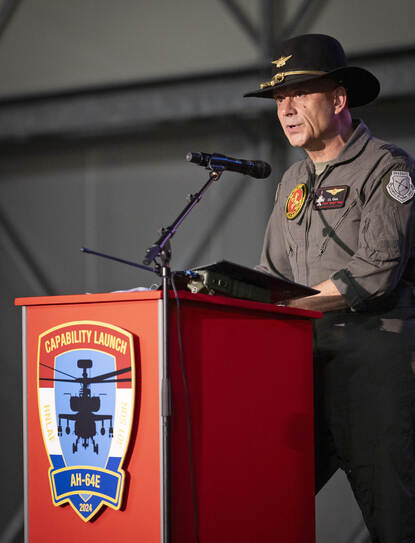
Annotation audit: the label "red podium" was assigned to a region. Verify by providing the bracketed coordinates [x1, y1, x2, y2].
[16, 290, 319, 543]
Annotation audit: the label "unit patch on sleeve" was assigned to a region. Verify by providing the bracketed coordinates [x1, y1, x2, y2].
[313, 185, 349, 210]
[385, 171, 415, 203]
[285, 183, 307, 219]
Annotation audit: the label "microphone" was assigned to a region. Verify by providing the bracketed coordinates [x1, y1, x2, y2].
[186, 152, 271, 179]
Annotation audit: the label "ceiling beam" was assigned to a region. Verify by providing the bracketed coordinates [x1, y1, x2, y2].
[0, 0, 22, 40]
[219, 0, 258, 45]
[281, 0, 328, 41]
[0, 47, 414, 143]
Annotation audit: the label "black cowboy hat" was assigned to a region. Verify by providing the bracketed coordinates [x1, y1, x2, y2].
[244, 34, 380, 108]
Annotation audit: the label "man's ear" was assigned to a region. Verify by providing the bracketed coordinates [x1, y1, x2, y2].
[333, 86, 348, 114]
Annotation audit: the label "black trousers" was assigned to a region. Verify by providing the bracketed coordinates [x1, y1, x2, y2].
[314, 310, 415, 543]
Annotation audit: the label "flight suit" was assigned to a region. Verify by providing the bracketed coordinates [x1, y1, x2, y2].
[258, 121, 415, 543]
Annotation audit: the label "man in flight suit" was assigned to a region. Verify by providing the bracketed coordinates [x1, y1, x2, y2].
[245, 34, 415, 542]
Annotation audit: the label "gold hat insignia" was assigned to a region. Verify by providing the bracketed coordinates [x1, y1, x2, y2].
[327, 188, 345, 196]
[272, 54, 292, 68]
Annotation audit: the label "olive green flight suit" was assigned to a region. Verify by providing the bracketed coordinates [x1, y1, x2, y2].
[258, 121, 415, 543]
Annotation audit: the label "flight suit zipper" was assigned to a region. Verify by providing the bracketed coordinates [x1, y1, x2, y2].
[304, 165, 334, 284]
[304, 178, 315, 285]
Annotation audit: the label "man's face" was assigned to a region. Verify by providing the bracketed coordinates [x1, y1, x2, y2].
[274, 79, 341, 152]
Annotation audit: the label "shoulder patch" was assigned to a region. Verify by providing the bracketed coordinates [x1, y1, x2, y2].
[384, 170, 415, 203]
[285, 183, 307, 219]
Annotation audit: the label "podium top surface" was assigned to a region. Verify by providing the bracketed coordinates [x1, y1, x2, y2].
[15, 290, 321, 319]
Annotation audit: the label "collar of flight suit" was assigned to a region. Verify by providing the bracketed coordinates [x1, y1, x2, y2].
[304, 119, 371, 176]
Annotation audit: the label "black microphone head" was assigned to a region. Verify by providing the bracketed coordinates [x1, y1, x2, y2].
[252, 160, 272, 179]
[186, 151, 271, 179]
[186, 151, 199, 163]
[186, 152, 210, 167]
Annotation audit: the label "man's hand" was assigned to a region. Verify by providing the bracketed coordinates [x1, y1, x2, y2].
[286, 279, 347, 312]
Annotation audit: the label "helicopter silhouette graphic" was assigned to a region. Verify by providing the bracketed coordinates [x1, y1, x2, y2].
[39, 359, 131, 454]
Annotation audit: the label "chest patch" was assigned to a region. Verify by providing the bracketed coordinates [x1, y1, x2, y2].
[313, 185, 349, 210]
[385, 171, 415, 203]
[285, 183, 307, 219]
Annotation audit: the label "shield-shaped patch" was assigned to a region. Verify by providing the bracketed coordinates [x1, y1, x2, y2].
[385, 170, 415, 203]
[37, 321, 135, 521]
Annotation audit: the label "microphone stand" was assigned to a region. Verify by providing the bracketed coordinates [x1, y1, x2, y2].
[83, 168, 224, 543]
[81, 247, 159, 274]
[142, 168, 223, 543]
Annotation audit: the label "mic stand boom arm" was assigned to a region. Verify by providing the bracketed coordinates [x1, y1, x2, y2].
[142, 167, 223, 543]
[143, 169, 223, 266]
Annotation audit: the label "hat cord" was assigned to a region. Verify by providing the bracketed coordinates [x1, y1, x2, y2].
[260, 70, 327, 89]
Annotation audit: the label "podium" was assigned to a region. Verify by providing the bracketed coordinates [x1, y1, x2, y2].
[16, 290, 319, 543]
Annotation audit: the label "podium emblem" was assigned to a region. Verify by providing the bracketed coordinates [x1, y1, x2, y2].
[37, 321, 135, 521]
